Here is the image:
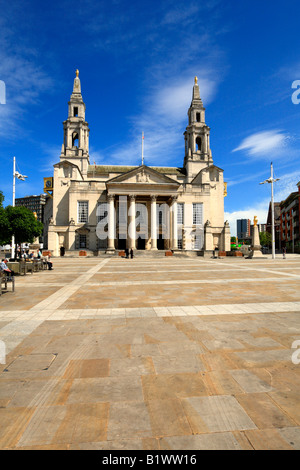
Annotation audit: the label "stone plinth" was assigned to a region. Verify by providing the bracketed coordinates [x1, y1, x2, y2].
[250, 223, 266, 259]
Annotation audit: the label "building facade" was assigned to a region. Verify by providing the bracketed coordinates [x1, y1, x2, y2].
[237, 219, 250, 239]
[45, 71, 230, 256]
[15, 194, 47, 223]
[280, 182, 300, 252]
[266, 202, 281, 249]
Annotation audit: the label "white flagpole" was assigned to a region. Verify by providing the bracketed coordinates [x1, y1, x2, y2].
[12, 157, 16, 259]
[142, 132, 144, 166]
[259, 162, 280, 260]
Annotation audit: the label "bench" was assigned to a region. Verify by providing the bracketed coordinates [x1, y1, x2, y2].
[25, 262, 34, 274]
[0, 271, 15, 294]
[32, 259, 43, 272]
[6, 261, 26, 275]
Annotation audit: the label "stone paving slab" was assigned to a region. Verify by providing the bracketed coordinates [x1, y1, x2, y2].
[0, 256, 300, 450]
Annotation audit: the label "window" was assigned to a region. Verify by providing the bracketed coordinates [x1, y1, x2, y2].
[196, 137, 202, 152]
[192, 231, 204, 250]
[177, 203, 184, 225]
[72, 132, 79, 147]
[193, 203, 203, 225]
[78, 201, 88, 223]
[74, 107, 78, 117]
[196, 112, 201, 122]
[97, 202, 108, 223]
[177, 236, 183, 249]
[79, 234, 87, 248]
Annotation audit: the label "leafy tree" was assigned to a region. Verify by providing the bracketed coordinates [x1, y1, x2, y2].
[0, 207, 10, 245]
[0, 191, 10, 245]
[0, 206, 43, 247]
[259, 231, 272, 247]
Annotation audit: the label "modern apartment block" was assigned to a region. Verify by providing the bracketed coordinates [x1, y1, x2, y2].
[280, 182, 300, 252]
[15, 194, 47, 223]
[237, 219, 250, 239]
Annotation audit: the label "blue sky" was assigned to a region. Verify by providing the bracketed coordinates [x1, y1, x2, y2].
[0, 0, 300, 235]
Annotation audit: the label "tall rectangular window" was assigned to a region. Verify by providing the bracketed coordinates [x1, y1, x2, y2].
[79, 234, 87, 248]
[193, 203, 203, 225]
[177, 203, 184, 225]
[78, 201, 89, 223]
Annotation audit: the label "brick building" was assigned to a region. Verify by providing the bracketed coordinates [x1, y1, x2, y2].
[280, 182, 300, 252]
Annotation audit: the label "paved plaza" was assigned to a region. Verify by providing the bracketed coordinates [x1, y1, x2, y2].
[0, 254, 300, 450]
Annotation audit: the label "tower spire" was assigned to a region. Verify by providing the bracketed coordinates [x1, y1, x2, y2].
[60, 70, 90, 174]
[73, 69, 81, 94]
[183, 76, 213, 181]
[192, 76, 202, 104]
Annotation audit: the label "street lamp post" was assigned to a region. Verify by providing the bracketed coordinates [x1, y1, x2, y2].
[11, 156, 27, 259]
[260, 162, 279, 260]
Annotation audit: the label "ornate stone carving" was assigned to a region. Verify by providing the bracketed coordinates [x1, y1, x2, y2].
[136, 169, 150, 183]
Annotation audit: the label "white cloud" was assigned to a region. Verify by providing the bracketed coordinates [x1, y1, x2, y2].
[107, 73, 220, 167]
[233, 130, 289, 158]
[225, 207, 268, 237]
[150, 76, 217, 123]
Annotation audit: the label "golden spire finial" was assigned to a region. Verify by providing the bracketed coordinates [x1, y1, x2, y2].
[194, 76, 198, 85]
[76, 69, 79, 78]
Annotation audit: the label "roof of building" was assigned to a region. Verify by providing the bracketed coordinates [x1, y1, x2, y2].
[87, 165, 186, 176]
[280, 191, 299, 209]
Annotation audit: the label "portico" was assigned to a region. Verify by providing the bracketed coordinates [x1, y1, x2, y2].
[104, 166, 180, 251]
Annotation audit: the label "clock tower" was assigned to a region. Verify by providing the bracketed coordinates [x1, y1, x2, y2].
[60, 70, 90, 174]
[184, 77, 213, 182]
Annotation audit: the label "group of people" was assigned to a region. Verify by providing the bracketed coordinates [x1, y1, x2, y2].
[124, 248, 134, 259]
[0, 248, 53, 276]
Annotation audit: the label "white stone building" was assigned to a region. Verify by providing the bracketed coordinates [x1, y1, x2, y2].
[45, 71, 230, 256]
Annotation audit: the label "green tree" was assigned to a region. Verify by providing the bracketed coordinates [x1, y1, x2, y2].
[259, 231, 272, 247]
[0, 191, 10, 245]
[0, 206, 43, 247]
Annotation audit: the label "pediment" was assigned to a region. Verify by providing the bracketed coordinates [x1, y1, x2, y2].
[191, 165, 223, 185]
[54, 160, 79, 169]
[106, 165, 180, 187]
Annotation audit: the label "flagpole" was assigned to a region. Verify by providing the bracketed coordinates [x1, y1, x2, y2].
[142, 132, 144, 166]
[12, 157, 16, 259]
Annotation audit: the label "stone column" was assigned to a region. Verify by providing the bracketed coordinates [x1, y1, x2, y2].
[250, 218, 265, 258]
[150, 195, 157, 250]
[171, 196, 178, 250]
[128, 194, 136, 250]
[68, 220, 76, 251]
[107, 194, 115, 251]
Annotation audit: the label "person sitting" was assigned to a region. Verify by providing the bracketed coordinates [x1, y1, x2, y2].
[0, 259, 14, 277]
[42, 254, 53, 270]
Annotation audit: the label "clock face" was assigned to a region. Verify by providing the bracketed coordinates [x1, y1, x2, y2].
[46, 180, 52, 188]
